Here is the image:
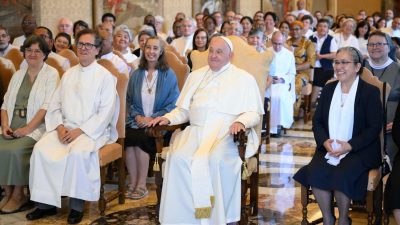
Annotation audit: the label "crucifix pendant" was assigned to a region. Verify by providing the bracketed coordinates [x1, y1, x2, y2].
[148, 88, 152, 94]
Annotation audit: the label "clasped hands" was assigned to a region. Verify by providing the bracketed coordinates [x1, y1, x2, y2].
[2, 125, 32, 139]
[57, 125, 83, 144]
[147, 117, 246, 135]
[323, 139, 352, 157]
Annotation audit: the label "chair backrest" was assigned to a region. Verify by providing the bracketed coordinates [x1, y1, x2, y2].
[46, 57, 65, 77]
[165, 50, 190, 91]
[165, 44, 188, 64]
[0, 57, 16, 101]
[4, 48, 23, 71]
[71, 44, 77, 55]
[58, 49, 79, 67]
[190, 35, 274, 141]
[97, 59, 128, 139]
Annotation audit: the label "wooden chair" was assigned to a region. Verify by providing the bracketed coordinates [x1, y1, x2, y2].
[148, 36, 273, 224]
[4, 48, 23, 71]
[0, 57, 16, 99]
[300, 68, 391, 225]
[97, 59, 128, 216]
[58, 49, 79, 67]
[165, 44, 188, 64]
[46, 57, 65, 77]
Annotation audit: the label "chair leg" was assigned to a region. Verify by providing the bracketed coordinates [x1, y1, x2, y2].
[301, 185, 310, 225]
[117, 157, 126, 204]
[372, 181, 383, 225]
[99, 166, 107, 216]
[250, 157, 259, 216]
[155, 157, 163, 216]
[240, 178, 249, 225]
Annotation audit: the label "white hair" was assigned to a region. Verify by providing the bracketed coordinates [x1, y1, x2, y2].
[114, 24, 133, 42]
[155, 15, 164, 23]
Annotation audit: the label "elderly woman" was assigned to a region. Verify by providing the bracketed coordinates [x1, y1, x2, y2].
[113, 25, 138, 65]
[294, 47, 383, 225]
[334, 18, 360, 50]
[125, 36, 179, 199]
[52, 32, 72, 53]
[187, 28, 209, 70]
[0, 35, 59, 213]
[286, 20, 316, 118]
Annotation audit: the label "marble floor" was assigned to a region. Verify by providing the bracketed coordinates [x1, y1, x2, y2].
[0, 121, 398, 225]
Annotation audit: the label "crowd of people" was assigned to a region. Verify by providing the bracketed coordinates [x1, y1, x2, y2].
[0, 0, 400, 224]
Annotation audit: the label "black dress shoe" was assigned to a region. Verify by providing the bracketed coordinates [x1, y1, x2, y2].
[67, 209, 84, 224]
[26, 207, 57, 220]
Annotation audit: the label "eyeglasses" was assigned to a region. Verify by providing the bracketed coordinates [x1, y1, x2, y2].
[76, 42, 97, 50]
[25, 48, 43, 55]
[332, 60, 356, 66]
[367, 42, 388, 48]
[0, 34, 8, 38]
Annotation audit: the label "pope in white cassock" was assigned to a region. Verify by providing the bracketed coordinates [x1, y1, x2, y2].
[149, 36, 264, 225]
[269, 32, 296, 135]
[27, 29, 118, 224]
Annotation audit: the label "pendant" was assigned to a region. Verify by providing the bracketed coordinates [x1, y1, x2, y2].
[148, 88, 152, 94]
[19, 109, 27, 118]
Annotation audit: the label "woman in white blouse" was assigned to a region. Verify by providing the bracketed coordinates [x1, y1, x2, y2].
[355, 20, 371, 59]
[334, 19, 360, 50]
[113, 25, 138, 68]
[0, 35, 59, 213]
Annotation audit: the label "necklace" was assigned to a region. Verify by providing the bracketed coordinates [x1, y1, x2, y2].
[340, 93, 348, 107]
[145, 72, 157, 94]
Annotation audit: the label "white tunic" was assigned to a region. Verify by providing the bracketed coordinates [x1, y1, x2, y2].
[269, 48, 296, 133]
[170, 34, 194, 56]
[101, 51, 129, 75]
[160, 63, 264, 225]
[333, 33, 360, 50]
[29, 61, 118, 207]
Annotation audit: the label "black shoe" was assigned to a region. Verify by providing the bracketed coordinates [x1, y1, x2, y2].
[26, 207, 57, 220]
[67, 209, 83, 224]
[270, 133, 281, 138]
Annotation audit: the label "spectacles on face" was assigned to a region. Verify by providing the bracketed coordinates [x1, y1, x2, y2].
[332, 60, 356, 66]
[0, 34, 8, 38]
[367, 42, 388, 48]
[76, 42, 97, 50]
[291, 27, 301, 31]
[25, 48, 43, 55]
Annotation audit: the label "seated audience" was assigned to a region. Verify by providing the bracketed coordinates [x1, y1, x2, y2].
[228, 20, 243, 37]
[354, 20, 371, 59]
[310, 18, 337, 106]
[154, 15, 168, 40]
[98, 29, 129, 75]
[166, 19, 183, 44]
[301, 15, 314, 39]
[377, 18, 387, 30]
[294, 47, 383, 225]
[392, 37, 400, 62]
[240, 16, 253, 38]
[334, 18, 360, 50]
[0, 35, 59, 213]
[133, 29, 157, 67]
[264, 12, 279, 43]
[382, 17, 400, 38]
[113, 25, 138, 66]
[268, 31, 296, 136]
[171, 17, 196, 56]
[125, 36, 179, 200]
[27, 29, 118, 224]
[73, 20, 89, 41]
[220, 21, 231, 36]
[278, 21, 291, 41]
[187, 28, 209, 70]
[286, 20, 316, 118]
[101, 12, 116, 25]
[12, 15, 37, 47]
[52, 32, 72, 53]
[248, 29, 266, 52]
[0, 25, 17, 57]
[204, 16, 218, 37]
[57, 18, 74, 43]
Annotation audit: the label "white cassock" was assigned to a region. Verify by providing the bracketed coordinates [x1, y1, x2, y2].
[29, 61, 118, 208]
[269, 47, 296, 133]
[170, 34, 194, 56]
[159, 63, 264, 225]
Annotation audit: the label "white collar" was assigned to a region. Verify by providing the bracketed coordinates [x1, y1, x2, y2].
[368, 57, 394, 70]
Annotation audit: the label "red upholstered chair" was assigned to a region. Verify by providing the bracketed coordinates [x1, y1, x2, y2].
[97, 59, 128, 216]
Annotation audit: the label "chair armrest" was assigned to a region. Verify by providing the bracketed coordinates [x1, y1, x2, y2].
[145, 123, 189, 154]
[234, 130, 248, 161]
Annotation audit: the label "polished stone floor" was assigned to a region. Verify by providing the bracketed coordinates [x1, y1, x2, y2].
[0, 120, 397, 225]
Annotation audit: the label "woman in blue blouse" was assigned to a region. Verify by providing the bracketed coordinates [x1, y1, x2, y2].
[125, 36, 179, 200]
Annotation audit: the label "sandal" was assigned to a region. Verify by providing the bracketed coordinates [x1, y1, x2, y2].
[127, 187, 148, 200]
[125, 186, 136, 198]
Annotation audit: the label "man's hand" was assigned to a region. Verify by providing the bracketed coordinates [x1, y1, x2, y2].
[62, 128, 83, 144]
[148, 117, 170, 127]
[57, 125, 69, 143]
[13, 126, 33, 138]
[230, 122, 245, 135]
[2, 126, 14, 139]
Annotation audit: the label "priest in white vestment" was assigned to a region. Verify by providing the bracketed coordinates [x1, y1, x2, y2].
[170, 18, 196, 56]
[269, 32, 296, 135]
[149, 36, 264, 225]
[27, 29, 118, 224]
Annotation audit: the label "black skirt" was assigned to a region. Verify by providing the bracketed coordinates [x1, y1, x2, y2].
[384, 153, 400, 213]
[293, 150, 369, 201]
[125, 127, 156, 159]
[313, 68, 334, 87]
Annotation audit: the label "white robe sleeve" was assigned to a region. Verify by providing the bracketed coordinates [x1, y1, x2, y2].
[234, 111, 260, 129]
[45, 85, 64, 132]
[79, 75, 117, 140]
[163, 107, 190, 125]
